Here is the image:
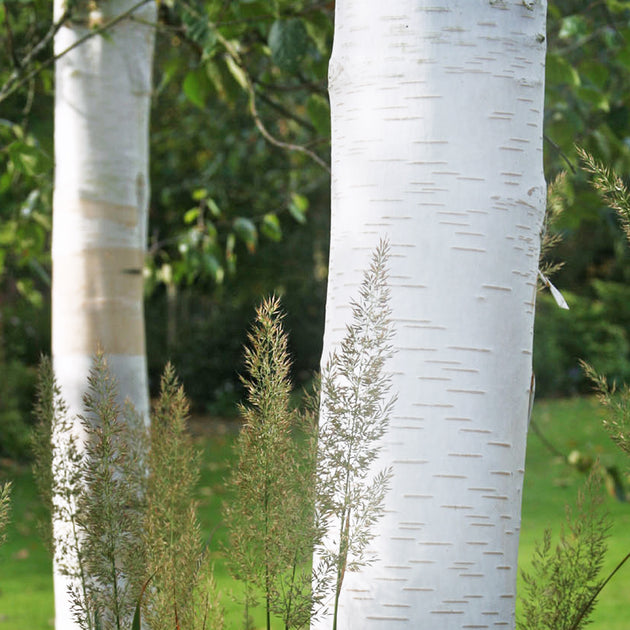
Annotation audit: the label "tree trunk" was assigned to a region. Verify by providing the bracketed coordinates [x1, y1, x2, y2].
[315, 1, 546, 628]
[51, 1, 155, 627]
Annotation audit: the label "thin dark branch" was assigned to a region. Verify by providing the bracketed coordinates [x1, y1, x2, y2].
[3, 4, 20, 68]
[22, 9, 71, 68]
[254, 86, 317, 133]
[530, 418, 568, 461]
[0, 0, 151, 105]
[255, 76, 328, 96]
[248, 77, 330, 173]
[544, 134, 577, 174]
[192, 8, 331, 174]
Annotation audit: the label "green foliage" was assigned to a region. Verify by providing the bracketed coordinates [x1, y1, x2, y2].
[268, 19, 309, 74]
[579, 149, 630, 243]
[537, 4, 630, 398]
[0, 359, 38, 460]
[546, 3, 630, 177]
[534, 287, 630, 397]
[314, 242, 395, 627]
[523, 148, 630, 630]
[583, 364, 630, 458]
[518, 475, 611, 630]
[148, 0, 332, 294]
[224, 296, 317, 630]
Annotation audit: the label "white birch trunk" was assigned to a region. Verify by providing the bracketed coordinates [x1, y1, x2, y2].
[315, 1, 546, 628]
[51, 1, 155, 627]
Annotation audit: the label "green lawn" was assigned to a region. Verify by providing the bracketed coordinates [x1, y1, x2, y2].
[518, 396, 630, 630]
[1, 397, 629, 629]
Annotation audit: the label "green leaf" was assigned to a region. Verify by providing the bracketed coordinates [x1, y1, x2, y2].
[8, 142, 49, 176]
[268, 19, 308, 74]
[184, 208, 200, 224]
[16, 279, 42, 308]
[576, 86, 609, 112]
[207, 197, 221, 217]
[181, 5, 217, 58]
[304, 10, 332, 56]
[289, 193, 309, 224]
[235, 0, 269, 18]
[558, 15, 588, 39]
[192, 188, 208, 201]
[0, 171, 11, 193]
[0, 221, 17, 246]
[233, 217, 257, 253]
[202, 251, 224, 283]
[20, 189, 40, 217]
[183, 68, 211, 108]
[579, 61, 609, 90]
[131, 599, 141, 630]
[546, 54, 580, 87]
[28, 258, 51, 287]
[616, 45, 630, 72]
[225, 55, 248, 91]
[261, 213, 282, 242]
[605, 0, 630, 13]
[226, 232, 237, 273]
[306, 94, 330, 137]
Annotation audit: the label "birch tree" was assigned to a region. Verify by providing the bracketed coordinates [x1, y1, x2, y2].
[51, 0, 155, 627]
[314, 1, 547, 628]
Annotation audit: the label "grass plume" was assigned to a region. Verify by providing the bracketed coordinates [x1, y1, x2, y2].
[0, 481, 10, 548]
[224, 296, 318, 630]
[33, 354, 223, 629]
[578, 148, 630, 243]
[143, 363, 223, 630]
[518, 473, 610, 630]
[314, 240, 395, 628]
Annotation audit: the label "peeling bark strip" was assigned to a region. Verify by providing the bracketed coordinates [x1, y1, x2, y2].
[314, 1, 546, 628]
[51, 0, 155, 628]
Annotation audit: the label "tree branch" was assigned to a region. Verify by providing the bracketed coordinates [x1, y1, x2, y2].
[544, 134, 577, 174]
[175, 0, 330, 174]
[0, 0, 151, 105]
[253, 86, 317, 134]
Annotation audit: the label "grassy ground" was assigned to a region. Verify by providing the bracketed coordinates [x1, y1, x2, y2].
[0, 396, 629, 629]
[518, 396, 630, 629]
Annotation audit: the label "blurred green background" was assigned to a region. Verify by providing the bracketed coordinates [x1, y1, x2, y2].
[3, 2, 630, 457]
[1, 1, 630, 627]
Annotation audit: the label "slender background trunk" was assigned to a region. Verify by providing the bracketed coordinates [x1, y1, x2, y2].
[315, 1, 546, 627]
[51, 1, 155, 627]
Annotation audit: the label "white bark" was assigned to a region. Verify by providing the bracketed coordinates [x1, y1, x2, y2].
[315, 1, 546, 628]
[51, 1, 155, 627]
